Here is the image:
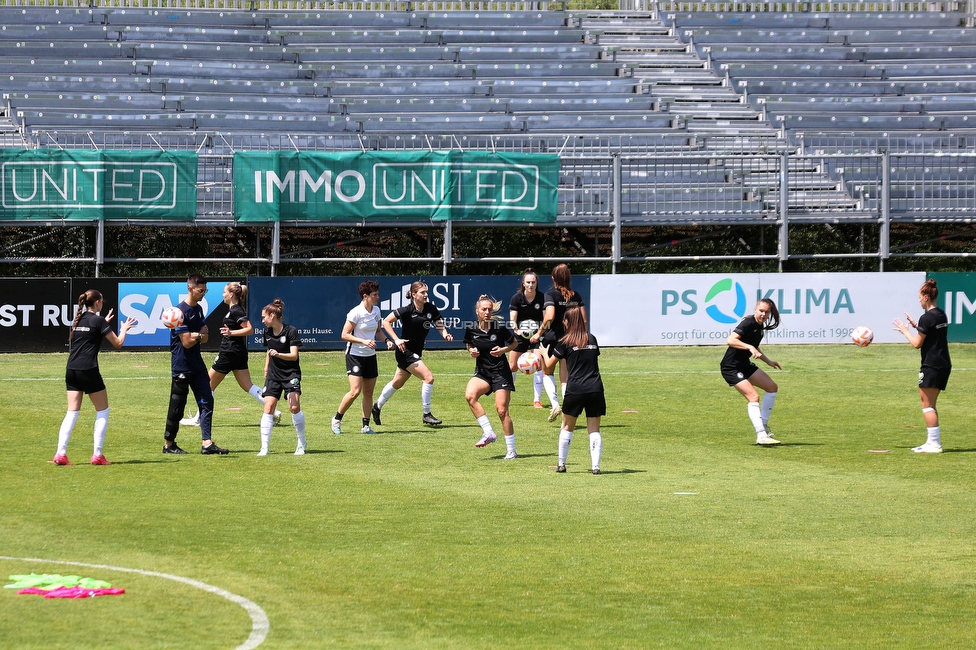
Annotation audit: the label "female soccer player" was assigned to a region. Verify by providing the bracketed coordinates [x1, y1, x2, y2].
[332, 280, 393, 435]
[720, 298, 783, 446]
[464, 295, 520, 459]
[258, 298, 306, 456]
[181, 282, 280, 426]
[373, 281, 454, 427]
[508, 268, 547, 409]
[546, 306, 605, 474]
[53, 289, 137, 466]
[893, 278, 950, 453]
[539, 263, 587, 422]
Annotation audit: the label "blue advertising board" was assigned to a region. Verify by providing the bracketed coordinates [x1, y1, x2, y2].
[118, 279, 234, 347]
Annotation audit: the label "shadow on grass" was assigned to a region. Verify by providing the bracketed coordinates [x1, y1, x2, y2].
[940, 448, 976, 454]
[487, 452, 552, 460]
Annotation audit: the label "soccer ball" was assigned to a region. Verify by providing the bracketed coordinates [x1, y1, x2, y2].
[517, 319, 540, 339]
[851, 325, 874, 347]
[160, 306, 184, 329]
[516, 351, 542, 374]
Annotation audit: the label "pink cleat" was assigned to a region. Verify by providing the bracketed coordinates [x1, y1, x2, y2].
[475, 433, 497, 448]
[51, 454, 71, 466]
[90, 455, 112, 466]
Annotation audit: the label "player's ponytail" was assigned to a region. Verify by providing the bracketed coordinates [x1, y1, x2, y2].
[226, 282, 247, 307]
[920, 279, 939, 302]
[408, 281, 427, 302]
[758, 298, 780, 331]
[552, 263, 573, 302]
[69, 289, 102, 341]
[263, 298, 285, 321]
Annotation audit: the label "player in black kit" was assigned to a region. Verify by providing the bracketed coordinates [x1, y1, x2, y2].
[720, 298, 783, 446]
[259, 298, 307, 456]
[52, 289, 136, 466]
[374, 281, 454, 428]
[508, 269, 547, 409]
[546, 306, 605, 475]
[464, 295, 520, 459]
[893, 279, 951, 453]
[539, 264, 587, 423]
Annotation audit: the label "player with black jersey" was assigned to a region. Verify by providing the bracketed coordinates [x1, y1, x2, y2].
[894, 279, 951, 453]
[508, 269, 547, 409]
[546, 306, 605, 474]
[374, 281, 454, 428]
[464, 296, 520, 458]
[52, 289, 136, 466]
[721, 298, 783, 446]
[257, 298, 306, 456]
[539, 264, 588, 423]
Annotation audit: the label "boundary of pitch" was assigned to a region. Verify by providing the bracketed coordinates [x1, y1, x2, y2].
[0, 555, 269, 650]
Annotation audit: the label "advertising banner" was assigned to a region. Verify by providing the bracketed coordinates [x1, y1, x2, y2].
[927, 272, 976, 342]
[245, 275, 590, 351]
[0, 149, 198, 221]
[117, 278, 242, 348]
[589, 273, 926, 346]
[0, 278, 74, 352]
[233, 151, 559, 223]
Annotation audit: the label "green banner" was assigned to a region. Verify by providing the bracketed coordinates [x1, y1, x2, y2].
[233, 151, 560, 223]
[0, 149, 198, 221]
[928, 272, 976, 342]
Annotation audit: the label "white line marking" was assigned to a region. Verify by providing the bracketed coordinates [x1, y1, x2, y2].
[0, 555, 268, 650]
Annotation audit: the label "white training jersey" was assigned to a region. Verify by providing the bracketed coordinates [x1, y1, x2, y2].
[345, 303, 382, 357]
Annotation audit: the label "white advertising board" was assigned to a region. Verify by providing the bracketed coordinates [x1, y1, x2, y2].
[589, 273, 926, 346]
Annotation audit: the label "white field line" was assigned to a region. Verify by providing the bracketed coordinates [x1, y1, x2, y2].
[0, 555, 268, 650]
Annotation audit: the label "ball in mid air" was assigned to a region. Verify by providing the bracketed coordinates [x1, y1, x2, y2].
[160, 306, 184, 329]
[851, 325, 874, 347]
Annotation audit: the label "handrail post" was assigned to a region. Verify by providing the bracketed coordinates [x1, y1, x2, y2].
[442, 220, 453, 276]
[95, 219, 104, 278]
[880, 149, 890, 272]
[778, 151, 789, 271]
[271, 220, 280, 278]
[612, 153, 622, 274]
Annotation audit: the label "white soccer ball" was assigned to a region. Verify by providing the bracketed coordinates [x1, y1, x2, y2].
[516, 351, 542, 374]
[517, 319, 540, 339]
[160, 306, 184, 329]
[851, 325, 874, 347]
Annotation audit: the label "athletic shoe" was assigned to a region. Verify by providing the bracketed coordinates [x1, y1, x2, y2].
[555, 465, 567, 473]
[475, 432, 497, 447]
[331, 417, 342, 435]
[371, 404, 382, 426]
[273, 410, 282, 426]
[51, 454, 71, 466]
[90, 455, 111, 466]
[256, 448, 269, 457]
[913, 442, 943, 454]
[533, 401, 544, 409]
[592, 468, 601, 475]
[504, 451, 518, 460]
[548, 406, 562, 422]
[201, 442, 229, 455]
[179, 414, 200, 427]
[162, 444, 187, 455]
[756, 435, 781, 446]
[294, 446, 306, 456]
[362, 425, 377, 434]
[422, 412, 442, 426]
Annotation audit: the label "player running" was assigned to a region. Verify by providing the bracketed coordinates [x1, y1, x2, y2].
[258, 298, 306, 456]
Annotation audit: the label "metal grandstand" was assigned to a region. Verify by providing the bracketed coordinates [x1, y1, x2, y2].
[1, 0, 975, 274]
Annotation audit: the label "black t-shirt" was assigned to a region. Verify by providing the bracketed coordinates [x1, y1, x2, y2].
[463, 323, 515, 376]
[552, 333, 604, 394]
[219, 303, 249, 355]
[67, 311, 112, 371]
[264, 323, 302, 382]
[917, 307, 951, 370]
[721, 316, 765, 369]
[171, 301, 208, 375]
[509, 290, 545, 328]
[391, 302, 441, 354]
[544, 288, 585, 339]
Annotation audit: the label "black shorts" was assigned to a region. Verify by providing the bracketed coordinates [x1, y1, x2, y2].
[721, 363, 758, 387]
[265, 376, 302, 400]
[513, 336, 541, 354]
[473, 370, 515, 395]
[562, 391, 607, 419]
[212, 350, 249, 375]
[395, 348, 423, 372]
[346, 353, 379, 379]
[65, 368, 105, 394]
[919, 366, 950, 391]
[540, 330, 558, 355]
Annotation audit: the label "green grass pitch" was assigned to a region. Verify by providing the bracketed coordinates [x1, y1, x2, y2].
[2, 344, 975, 649]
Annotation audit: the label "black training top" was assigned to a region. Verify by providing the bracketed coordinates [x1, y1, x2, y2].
[917, 307, 951, 370]
[464, 323, 515, 376]
[552, 333, 604, 395]
[171, 301, 207, 375]
[543, 288, 585, 339]
[264, 323, 302, 382]
[509, 290, 545, 328]
[219, 303, 249, 355]
[67, 311, 112, 371]
[721, 315, 765, 370]
[391, 302, 442, 354]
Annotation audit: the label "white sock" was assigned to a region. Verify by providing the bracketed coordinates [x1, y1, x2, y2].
[589, 431, 602, 471]
[249, 384, 266, 405]
[533, 371, 543, 402]
[543, 374, 560, 407]
[558, 429, 572, 466]
[57, 410, 80, 455]
[927, 426, 941, 446]
[747, 401, 766, 436]
[293, 410, 306, 448]
[512, 369, 519, 387]
[377, 381, 397, 409]
[93, 408, 109, 456]
[561, 383, 566, 399]
[476, 414, 494, 436]
[505, 433, 516, 455]
[421, 382, 434, 413]
[259, 413, 273, 451]
[761, 391, 777, 423]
